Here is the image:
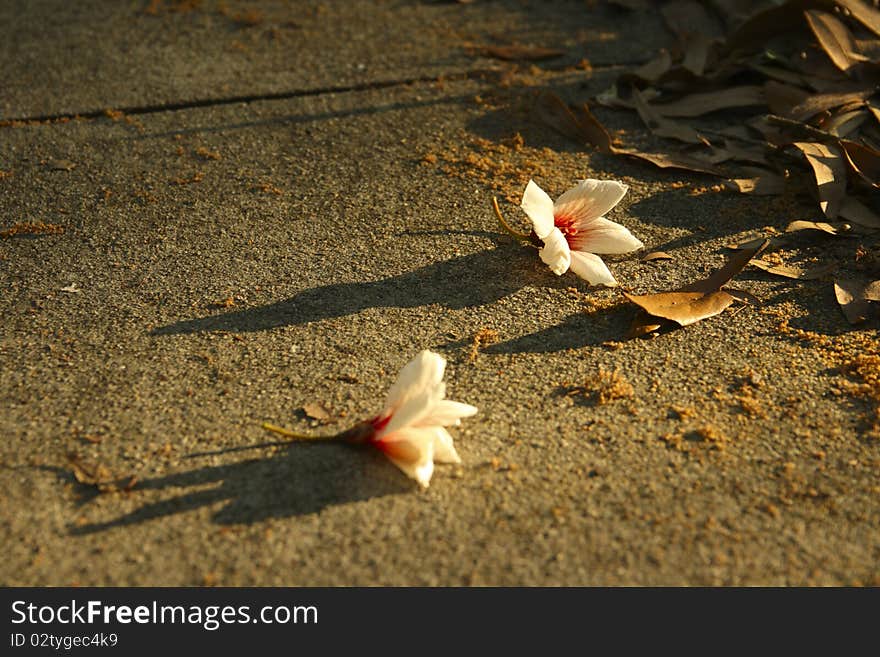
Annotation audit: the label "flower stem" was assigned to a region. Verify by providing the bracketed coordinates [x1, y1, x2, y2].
[261, 422, 338, 441]
[492, 196, 532, 243]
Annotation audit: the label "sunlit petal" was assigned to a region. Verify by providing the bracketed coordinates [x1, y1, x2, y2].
[570, 217, 644, 254]
[553, 179, 628, 225]
[539, 227, 571, 275]
[569, 250, 618, 286]
[383, 350, 446, 414]
[520, 180, 556, 239]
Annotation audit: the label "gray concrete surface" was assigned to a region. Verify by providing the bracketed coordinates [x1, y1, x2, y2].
[1, 0, 878, 586]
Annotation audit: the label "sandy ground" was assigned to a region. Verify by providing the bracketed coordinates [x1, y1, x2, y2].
[1, 0, 878, 586]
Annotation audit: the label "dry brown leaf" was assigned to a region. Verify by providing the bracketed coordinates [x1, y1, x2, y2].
[868, 100, 880, 125]
[750, 259, 837, 279]
[821, 107, 869, 137]
[834, 278, 876, 324]
[764, 80, 811, 116]
[684, 239, 768, 293]
[838, 0, 880, 38]
[625, 240, 766, 337]
[631, 87, 706, 144]
[805, 10, 869, 74]
[614, 147, 726, 176]
[785, 220, 847, 235]
[470, 44, 565, 61]
[724, 171, 785, 195]
[624, 290, 736, 327]
[682, 33, 715, 76]
[788, 89, 872, 122]
[839, 196, 880, 228]
[302, 402, 331, 421]
[724, 2, 812, 54]
[661, 1, 721, 75]
[719, 140, 771, 166]
[792, 141, 847, 218]
[534, 93, 613, 152]
[535, 93, 725, 175]
[840, 139, 880, 187]
[629, 49, 672, 82]
[865, 280, 880, 301]
[641, 251, 674, 262]
[661, 0, 722, 41]
[754, 65, 810, 89]
[728, 236, 779, 251]
[652, 85, 765, 118]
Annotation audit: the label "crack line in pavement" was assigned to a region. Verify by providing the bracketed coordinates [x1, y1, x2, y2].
[1, 62, 631, 125]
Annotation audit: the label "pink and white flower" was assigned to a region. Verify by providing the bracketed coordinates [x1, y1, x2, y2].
[360, 350, 477, 488]
[520, 179, 644, 286]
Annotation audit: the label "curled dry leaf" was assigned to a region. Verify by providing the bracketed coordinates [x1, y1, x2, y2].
[534, 92, 725, 176]
[840, 139, 880, 187]
[724, 171, 785, 195]
[624, 290, 736, 327]
[651, 86, 765, 118]
[534, 92, 613, 152]
[788, 89, 873, 123]
[805, 10, 869, 74]
[839, 196, 880, 228]
[834, 278, 877, 324]
[792, 142, 847, 218]
[641, 251, 674, 262]
[749, 259, 837, 280]
[624, 239, 767, 337]
[628, 49, 672, 83]
[785, 220, 848, 236]
[728, 236, 781, 251]
[865, 280, 880, 302]
[631, 87, 706, 144]
[838, 0, 880, 38]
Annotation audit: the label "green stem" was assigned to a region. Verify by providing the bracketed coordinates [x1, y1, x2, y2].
[261, 422, 338, 441]
[493, 197, 532, 243]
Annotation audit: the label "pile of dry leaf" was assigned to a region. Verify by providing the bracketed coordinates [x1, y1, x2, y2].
[538, 0, 880, 325]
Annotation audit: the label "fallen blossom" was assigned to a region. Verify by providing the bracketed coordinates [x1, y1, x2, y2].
[518, 179, 643, 286]
[264, 350, 477, 488]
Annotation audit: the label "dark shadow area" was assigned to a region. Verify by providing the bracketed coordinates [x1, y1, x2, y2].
[487, 301, 635, 353]
[69, 442, 412, 534]
[154, 244, 549, 335]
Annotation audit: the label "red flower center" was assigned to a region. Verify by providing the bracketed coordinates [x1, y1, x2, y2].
[554, 214, 578, 241]
[364, 414, 392, 449]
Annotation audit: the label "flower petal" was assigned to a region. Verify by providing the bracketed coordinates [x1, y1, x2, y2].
[383, 350, 446, 416]
[377, 427, 436, 487]
[569, 217, 644, 254]
[381, 382, 445, 438]
[429, 426, 461, 464]
[569, 250, 618, 286]
[539, 227, 571, 275]
[553, 179, 628, 226]
[418, 399, 478, 427]
[520, 180, 556, 239]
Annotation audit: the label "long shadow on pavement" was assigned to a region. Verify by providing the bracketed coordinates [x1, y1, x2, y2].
[70, 443, 411, 534]
[153, 243, 548, 335]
